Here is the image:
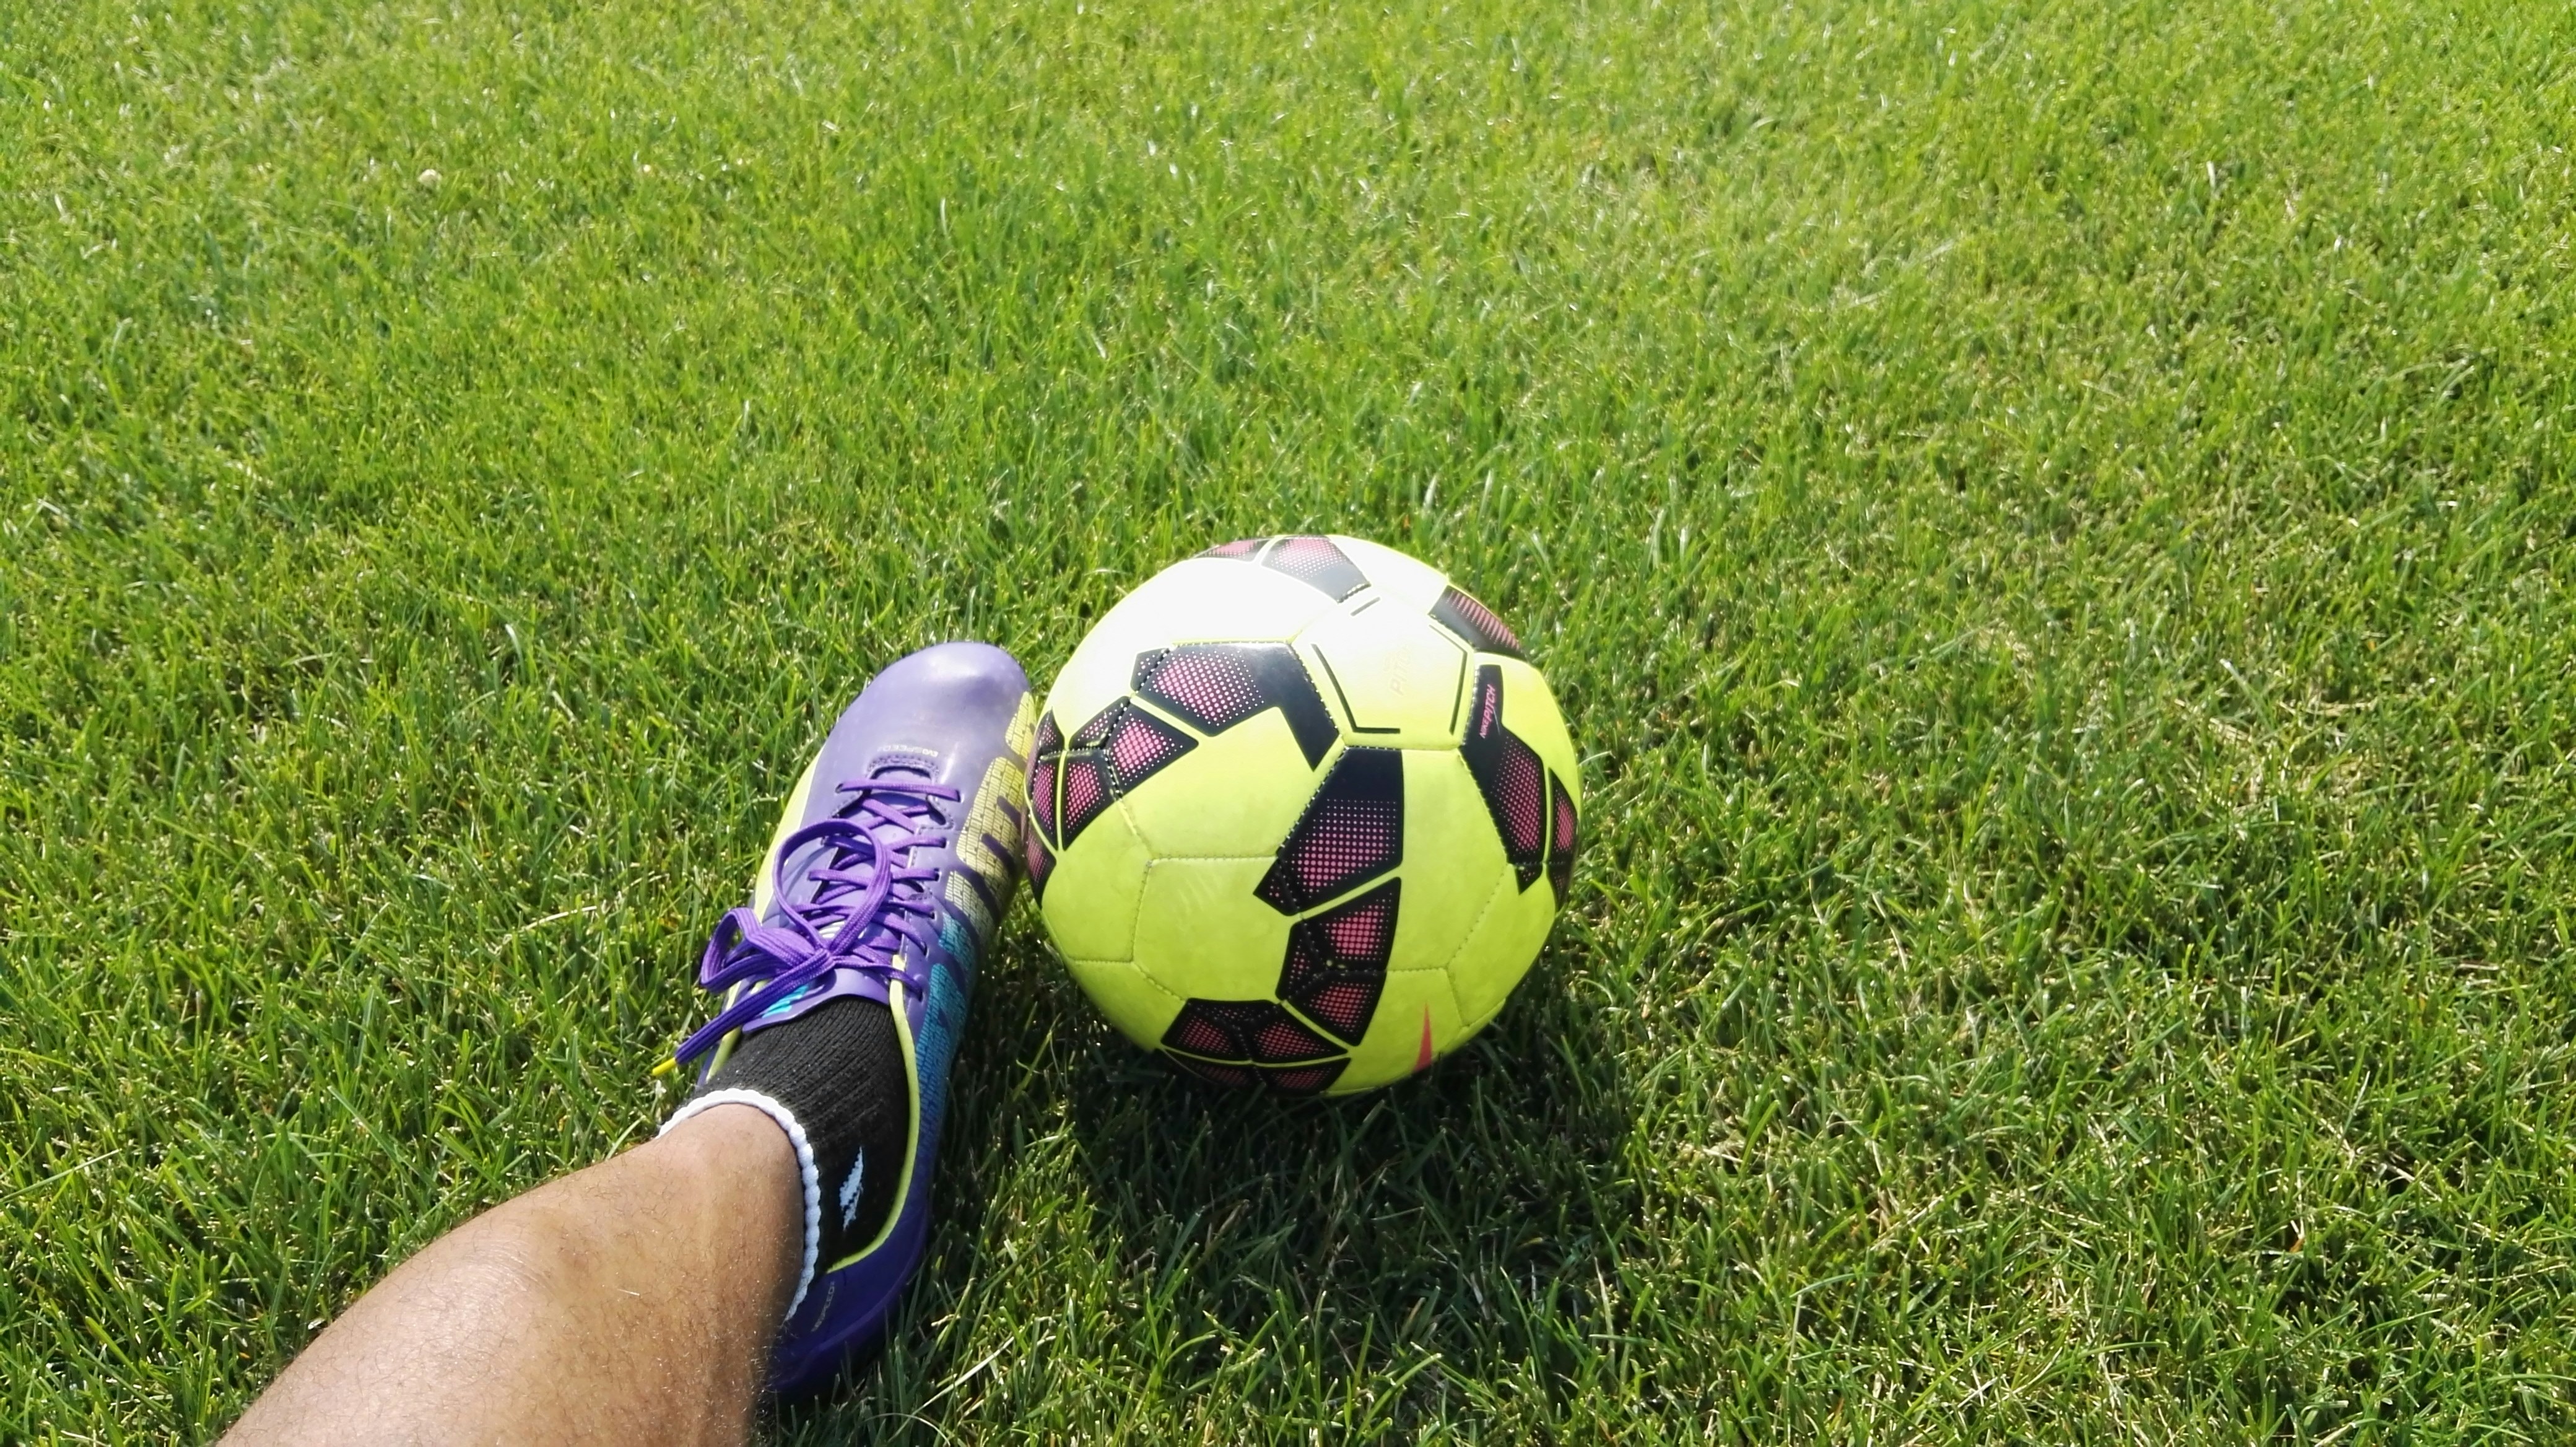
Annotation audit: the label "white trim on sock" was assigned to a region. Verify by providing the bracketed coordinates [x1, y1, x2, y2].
[661, 1087, 820, 1315]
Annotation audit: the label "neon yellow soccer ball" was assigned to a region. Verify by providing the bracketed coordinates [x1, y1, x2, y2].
[1023, 535, 1580, 1095]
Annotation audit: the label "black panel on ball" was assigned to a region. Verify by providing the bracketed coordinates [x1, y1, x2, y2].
[1258, 535, 1370, 601]
[1131, 641, 1339, 767]
[1460, 664, 1549, 890]
[1255, 747, 1404, 914]
[1429, 584, 1525, 658]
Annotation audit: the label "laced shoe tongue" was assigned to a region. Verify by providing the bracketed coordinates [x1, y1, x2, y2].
[803, 763, 947, 952]
[674, 766, 962, 1069]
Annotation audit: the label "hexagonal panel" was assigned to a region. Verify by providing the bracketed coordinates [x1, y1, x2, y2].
[1037, 803, 1152, 961]
[1296, 605, 1470, 747]
[1392, 751, 1510, 973]
[1131, 857, 1294, 1001]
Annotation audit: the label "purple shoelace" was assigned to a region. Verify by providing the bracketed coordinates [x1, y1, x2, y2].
[673, 776, 960, 1069]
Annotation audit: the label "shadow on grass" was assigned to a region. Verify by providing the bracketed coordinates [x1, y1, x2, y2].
[1074, 956, 1639, 1381]
[773, 935, 1642, 1436]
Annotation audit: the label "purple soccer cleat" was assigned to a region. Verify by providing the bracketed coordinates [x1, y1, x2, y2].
[660, 641, 1034, 1394]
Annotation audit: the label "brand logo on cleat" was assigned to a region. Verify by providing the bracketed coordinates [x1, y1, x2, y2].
[838, 1153, 866, 1229]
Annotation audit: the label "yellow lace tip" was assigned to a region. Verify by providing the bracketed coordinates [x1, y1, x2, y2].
[650, 1057, 680, 1078]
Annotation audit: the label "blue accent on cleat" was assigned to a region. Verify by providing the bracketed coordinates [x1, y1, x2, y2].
[674, 642, 1035, 1396]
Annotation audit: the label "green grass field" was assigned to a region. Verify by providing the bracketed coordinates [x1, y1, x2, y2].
[7, 0, 2576, 1438]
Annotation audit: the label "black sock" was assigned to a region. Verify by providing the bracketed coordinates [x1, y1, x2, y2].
[671, 997, 913, 1301]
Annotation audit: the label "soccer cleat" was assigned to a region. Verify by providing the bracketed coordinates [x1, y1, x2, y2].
[659, 641, 1035, 1394]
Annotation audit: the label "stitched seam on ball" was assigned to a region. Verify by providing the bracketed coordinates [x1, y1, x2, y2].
[1117, 957, 1191, 1003]
[1125, 855, 1159, 963]
[1426, 867, 1510, 979]
[1437, 968, 1468, 1032]
[1119, 860, 1250, 1002]
[1067, 957, 1190, 1005]
[1122, 693, 1204, 742]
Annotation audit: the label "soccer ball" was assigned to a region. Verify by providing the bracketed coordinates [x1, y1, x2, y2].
[1024, 535, 1580, 1095]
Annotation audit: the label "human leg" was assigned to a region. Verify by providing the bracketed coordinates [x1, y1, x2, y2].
[224, 641, 1035, 1437]
[222, 1102, 799, 1446]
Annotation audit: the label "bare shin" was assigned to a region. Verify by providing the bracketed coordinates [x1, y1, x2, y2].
[223, 1104, 803, 1447]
